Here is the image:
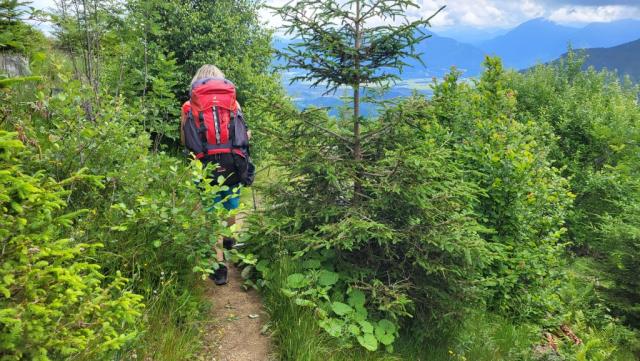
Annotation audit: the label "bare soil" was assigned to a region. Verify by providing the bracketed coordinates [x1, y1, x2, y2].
[200, 265, 273, 361]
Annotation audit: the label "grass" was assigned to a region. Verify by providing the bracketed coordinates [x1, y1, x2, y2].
[395, 313, 539, 361]
[126, 276, 212, 361]
[264, 257, 637, 361]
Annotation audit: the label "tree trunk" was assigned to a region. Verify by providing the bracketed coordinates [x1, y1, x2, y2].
[353, 84, 362, 202]
[352, 0, 363, 204]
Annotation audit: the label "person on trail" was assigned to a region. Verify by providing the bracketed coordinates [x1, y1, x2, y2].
[180, 64, 254, 286]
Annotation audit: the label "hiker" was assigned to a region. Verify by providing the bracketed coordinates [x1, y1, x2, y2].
[180, 64, 254, 286]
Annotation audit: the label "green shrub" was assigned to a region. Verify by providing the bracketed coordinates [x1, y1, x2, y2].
[508, 53, 640, 329]
[0, 130, 144, 360]
[508, 52, 640, 252]
[245, 58, 573, 352]
[429, 58, 573, 319]
[595, 188, 640, 327]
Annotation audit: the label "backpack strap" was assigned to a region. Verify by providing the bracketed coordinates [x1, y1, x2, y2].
[197, 111, 208, 152]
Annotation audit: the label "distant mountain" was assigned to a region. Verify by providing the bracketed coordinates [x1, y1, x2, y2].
[272, 32, 486, 79]
[552, 38, 640, 82]
[574, 20, 640, 49]
[480, 18, 640, 70]
[435, 26, 509, 45]
[481, 18, 580, 69]
[399, 30, 486, 78]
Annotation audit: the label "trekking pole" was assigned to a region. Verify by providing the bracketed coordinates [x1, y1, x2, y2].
[252, 187, 257, 211]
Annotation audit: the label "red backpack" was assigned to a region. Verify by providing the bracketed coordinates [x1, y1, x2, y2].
[182, 77, 253, 186]
[183, 77, 245, 159]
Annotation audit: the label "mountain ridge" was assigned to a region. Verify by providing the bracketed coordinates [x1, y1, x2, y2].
[546, 38, 640, 82]
[478, 18, 640, 69]
[273, 17, 640, 77]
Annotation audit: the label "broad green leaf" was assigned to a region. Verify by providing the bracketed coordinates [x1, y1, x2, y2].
[374, 319, 396, 346]
[358, 320, 373, 334]
[348, 323, 361, 336]
[319, 318, 343, 337]
[377, 319, 396, 333]
[352, 305, 368, 322]
[331, 302, 353, 316]
[255, 260, 269, 273]
[357, 333, 378, 351]
[347, 289, 366, 307]
[286, 273, 308, 289]
[317, 270, 339, 286]
[376, 332, 395, 346]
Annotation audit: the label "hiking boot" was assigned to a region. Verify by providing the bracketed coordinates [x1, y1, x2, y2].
[210, 264, 228, 286]
[223, 237, 236, 250]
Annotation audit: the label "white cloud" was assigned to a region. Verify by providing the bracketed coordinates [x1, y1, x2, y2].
[258, 0, 289, 30]
[415, 0, 549, 29]
[548, 5, 640, 23]
[29, 0, 56, 10]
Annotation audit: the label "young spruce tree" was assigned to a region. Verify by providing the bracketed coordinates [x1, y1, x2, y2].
[273, 0, 443, 202]
[248, 0, 493, 352]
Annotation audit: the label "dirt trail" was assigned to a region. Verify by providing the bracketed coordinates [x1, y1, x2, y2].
[200, 265, 272, 361]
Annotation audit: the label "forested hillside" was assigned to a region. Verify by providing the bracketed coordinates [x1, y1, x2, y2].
[550, 39, 640, 83]
[2, 1, 640, 361]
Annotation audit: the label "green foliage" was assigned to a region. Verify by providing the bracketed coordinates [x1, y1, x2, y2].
[17, 65, 232, 294]
[430, 58, 573, 319]
[508, 52, 640, 329]
[594, 186, 640, 326]
[2, 29, 233, 358]
[4, 1, 273, 360]
[50, 0, 279, 149]
[550, 260, 640, 361]
[262, 7, 572, 354]
[0, 130, 143, 360]
[508, 51, 640, 249]
[256, 256, 401, 361]
[248, 57, 574, 354]
[135, 0, 275, 100]
[274, 0, 445, 202]
[0, 0, 44, 52]
[247, 96, 492, 349]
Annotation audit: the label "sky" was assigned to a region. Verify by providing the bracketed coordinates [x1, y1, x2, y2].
[30, 0, 640, 34]
[257, 0, 640, 30]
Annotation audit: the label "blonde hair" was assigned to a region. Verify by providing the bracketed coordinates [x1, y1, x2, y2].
[191, 64, 225, 86]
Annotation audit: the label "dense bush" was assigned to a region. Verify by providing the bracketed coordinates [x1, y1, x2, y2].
[508, 53, 640, 250]
[508, 54, 640, 329]
[0, 130, 143, 360]
[2, 14, 234, 359]
[430, 58, 573, 319]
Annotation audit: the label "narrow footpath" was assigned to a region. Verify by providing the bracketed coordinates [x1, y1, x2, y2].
[200, 265, 272, 361]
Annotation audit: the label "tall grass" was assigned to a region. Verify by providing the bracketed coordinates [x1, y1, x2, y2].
[395, 313, 539, 361]
[129, 276, 211, 361]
